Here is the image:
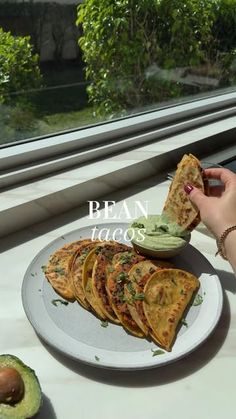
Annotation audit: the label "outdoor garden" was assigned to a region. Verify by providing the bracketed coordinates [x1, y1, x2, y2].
[0, 0, 236, 145]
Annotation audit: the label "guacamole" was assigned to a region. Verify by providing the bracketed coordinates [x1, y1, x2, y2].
[128, 215, 190, 250]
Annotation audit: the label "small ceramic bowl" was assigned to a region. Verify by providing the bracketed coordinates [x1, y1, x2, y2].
[131, 234, 191, 259]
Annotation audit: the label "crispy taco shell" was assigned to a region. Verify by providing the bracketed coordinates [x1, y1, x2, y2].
[92, 242, 131, 323]
[45, 240, 86, 301]
[124, 260, 173, 336]
[162, 154, 204, 231]
[106, 251, 146, 337]
[82, 243, 108, 319]
[143, 268, 199, 351]
[69, 240, 100, 309]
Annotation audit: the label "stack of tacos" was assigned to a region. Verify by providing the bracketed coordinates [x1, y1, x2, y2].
[44, 237, 199, 351]
[43, 153, 204, 351]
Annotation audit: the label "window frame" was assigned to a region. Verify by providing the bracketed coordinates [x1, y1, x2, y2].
[0, 90, 236, 190]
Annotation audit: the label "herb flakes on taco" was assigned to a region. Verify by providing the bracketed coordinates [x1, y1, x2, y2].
[143, 268, 199, 351]
[162, 154, 204, 231]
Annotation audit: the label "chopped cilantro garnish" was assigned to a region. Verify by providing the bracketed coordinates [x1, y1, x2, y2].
[133, 293, 145, 301]
[106, 253, 114, 262]
[127, 282, 135, 296]
[118, 292, 125, 302]
[80, 254, 87, 263]
[95, 355, 100, 361]
[151, 349, 165, 356]
[107, 266, 115, 273]
[54, 267, 66, 275]
[81, 249, 89, 256]
[41, 265, 47, 273]
[193, 294, 203, 306]
[181, 318, 188, 327]
[131, 222, 145, 229]
[52, 299, 69, 307]
[119, 254, 132, 265]
[95, 246, 103, 255]
[116, 271, 128, 283]
[101, 320, 109, 328]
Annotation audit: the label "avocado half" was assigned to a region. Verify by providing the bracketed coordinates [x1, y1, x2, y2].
[0, 354, 42, 419]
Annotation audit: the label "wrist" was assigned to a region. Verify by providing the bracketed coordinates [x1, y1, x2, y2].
[216, 227, 236, 260]
[224, 229, 236, 261]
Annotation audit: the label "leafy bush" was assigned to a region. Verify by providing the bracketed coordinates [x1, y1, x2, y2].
[156, 0, 216, 67]
[213, 0, 236, 53]
[77, 0, 236, 117]
[77, 0, 166, 117]
[0, 27, 42, 104]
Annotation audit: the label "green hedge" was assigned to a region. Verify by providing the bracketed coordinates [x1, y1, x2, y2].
[213, 0, 236, 52]
[0, 27, 42, 104]
[77, 0, 236, 117]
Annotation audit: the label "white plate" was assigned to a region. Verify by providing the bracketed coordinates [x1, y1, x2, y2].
[21, 222, 223, 370]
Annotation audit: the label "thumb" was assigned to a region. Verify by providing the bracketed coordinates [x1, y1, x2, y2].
[184, 184, 207, 211]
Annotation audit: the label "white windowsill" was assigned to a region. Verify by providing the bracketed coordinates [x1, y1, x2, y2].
[1, 115, 236, 238]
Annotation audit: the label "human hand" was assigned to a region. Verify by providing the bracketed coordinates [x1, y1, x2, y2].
[184, 168, 236, 239]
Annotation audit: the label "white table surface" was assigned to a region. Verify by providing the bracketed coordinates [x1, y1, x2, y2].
[1, 176, 235, 419]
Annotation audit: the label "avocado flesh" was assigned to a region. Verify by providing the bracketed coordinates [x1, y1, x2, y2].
[0, 354, 42, 419]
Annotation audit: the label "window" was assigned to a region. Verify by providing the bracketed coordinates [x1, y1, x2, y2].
[0, 0, 236, 150]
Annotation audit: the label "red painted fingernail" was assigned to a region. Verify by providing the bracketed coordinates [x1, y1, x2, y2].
[184, 184, 194, 194]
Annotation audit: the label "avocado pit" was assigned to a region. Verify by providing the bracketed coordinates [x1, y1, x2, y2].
[0, 367, 25, 404]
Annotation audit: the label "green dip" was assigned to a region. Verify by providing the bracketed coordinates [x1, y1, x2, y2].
[128, 215, 190, 250]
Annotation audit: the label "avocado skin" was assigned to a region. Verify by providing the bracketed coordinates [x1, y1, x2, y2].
[0, 354, 42, 419]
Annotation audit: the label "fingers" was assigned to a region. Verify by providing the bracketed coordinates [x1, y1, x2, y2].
[207, 184, 225, 197]
[184, 184, 207, 210]
[203, 168, 236, 187]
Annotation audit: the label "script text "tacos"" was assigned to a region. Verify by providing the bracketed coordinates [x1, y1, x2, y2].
[91, 226, 145, 243]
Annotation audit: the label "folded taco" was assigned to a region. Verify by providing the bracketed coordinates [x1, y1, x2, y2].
[69, 239, 100, 309]
[124, 259, 173, 336]
[92, 242, 131, 323]
[45, 240, 86, 301]
[143, 268, 199, 351]
[106, 251, 146, 337]
[82, 243, 108, 319]
[162, 154, 205, 231]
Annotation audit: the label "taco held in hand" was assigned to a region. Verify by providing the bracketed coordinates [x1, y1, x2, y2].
[129, 154, 205, 257]
[162, 153, 205, 231]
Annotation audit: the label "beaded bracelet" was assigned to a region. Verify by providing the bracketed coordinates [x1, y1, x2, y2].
[215, 225, 236, 260]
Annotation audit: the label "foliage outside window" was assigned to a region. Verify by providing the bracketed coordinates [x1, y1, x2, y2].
[0, 0, 235, 146]
[77, 0, 236, 118]
[0, 27, 42, 140]
[0, 28, 42, 104]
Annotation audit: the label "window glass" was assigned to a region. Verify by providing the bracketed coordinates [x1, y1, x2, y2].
[0, 0, 236, 146]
